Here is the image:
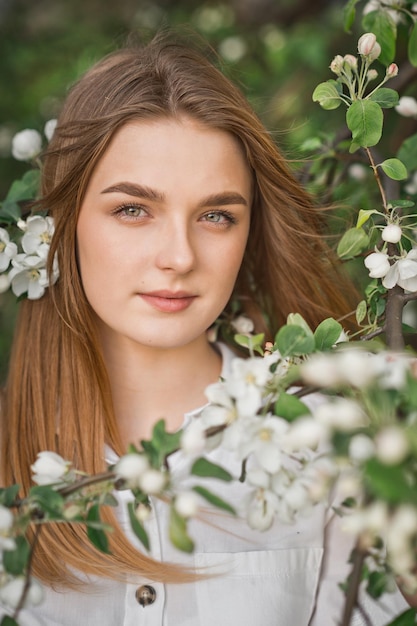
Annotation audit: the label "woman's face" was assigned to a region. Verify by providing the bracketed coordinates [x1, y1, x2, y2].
[76, 116, 252, 352]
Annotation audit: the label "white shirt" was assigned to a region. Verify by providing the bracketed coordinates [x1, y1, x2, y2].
[7, 344, 409, 625]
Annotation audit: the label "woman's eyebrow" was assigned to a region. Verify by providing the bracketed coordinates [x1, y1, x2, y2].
[101, 182, 165, 202]
[198, 192, 248, 207]
[101, 182, 248, 207]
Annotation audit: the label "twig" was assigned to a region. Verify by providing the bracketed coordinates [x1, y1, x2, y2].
[12, 526, 41, 620]
[341, 546, 366, 626]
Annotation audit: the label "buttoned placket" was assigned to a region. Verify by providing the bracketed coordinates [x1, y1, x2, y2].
[120, 489, 166, 626]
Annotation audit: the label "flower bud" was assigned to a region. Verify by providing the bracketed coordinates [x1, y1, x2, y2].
[382, 223, 402, 243]
[367, 69, 378, 81]
[395, 96, 417, 118]
[231, 315, 254, 334]
[11, 129, 42, 161]
[138, 469, 167, 495]
[0, 505, 13, 532]
[358, 33, 381, 61]
[31, 451, 70, 485]
[386, 63, 399, 78]
[343, 54, 358, 70]
[44, 119, 57, 141]
[135, 502, 152, 523]
[375, 426, 409, 465]
[330, 55, 344, 74]
[364, 251, 390, 278]
[174, 491, 200, 518]
[115, 453, 149, 487]
[349, 434, 375, 462]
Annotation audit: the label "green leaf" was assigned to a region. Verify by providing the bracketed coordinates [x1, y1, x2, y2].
[312, 81, 342, 110]
[364, 459, 417, 505]
[0, 200, 21, 222]
[346, 100, 383, 147]
[191, 458, 233, 482]
[127, 501, 150, 551]
[337, 227, 369, 260]
[5, 169, 41, 204]
[366, 570, 390, 599]
[356, 300, 367, 325]
[397, 133, 417, 171]
[86, 505, 110, 554]
[368, 87, 399, 108]
[362, 10, 397, 65]
[3, 536, 31, 576]
[379, 158, 408, 180]
[313, 318, 342, 350]
[388, 608, 417, 625]
[275, 325, 315, 358]
[356, 208, 379, 228]
[287, 313, 314, 338]
[169, 506, 194, 553]
[408, 22, 417, 67]
[234, 332, 265, 355]
[29, 485, 64, 519]
[274, 392, 310, 422]
[343, 0, 360, 32]
[0, 484, 20, 507]
[1, 617, 19, 626]
[141, 419, 181, 468]
[192, 486, 236, 515]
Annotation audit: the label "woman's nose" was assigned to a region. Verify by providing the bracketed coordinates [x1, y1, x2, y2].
[154, 219, 196, 274]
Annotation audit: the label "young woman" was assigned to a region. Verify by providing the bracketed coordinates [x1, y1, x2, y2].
[0, 33, 410, 625]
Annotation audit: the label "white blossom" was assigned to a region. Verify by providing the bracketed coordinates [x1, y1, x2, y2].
[363, 0, 405, 24]
[282, 417, 328, 453]
[0, 576, 44, 609]
[11, 129, 42, 161]
[246, 488, 278, 531]
[301, 353, 345, 387]
[383, 249, 417, 292]
[0, 228, 17, 272]
[31, 451, 70, 485]
[21, 216, 55, 258]
[314, 397, 368, 432]
[395, 96, 417, 118]
[225, 415, 289, 473]
[364, 251, 390, 279]
[8, 254, 50, 300]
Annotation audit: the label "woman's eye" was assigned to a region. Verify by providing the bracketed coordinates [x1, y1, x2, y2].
[114, 204, 147, 219]
[203, 211, 236, 225]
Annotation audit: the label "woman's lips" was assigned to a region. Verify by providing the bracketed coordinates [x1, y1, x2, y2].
[139, 291, 197, 313]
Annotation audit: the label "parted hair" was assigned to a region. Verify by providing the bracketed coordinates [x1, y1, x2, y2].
[1, 31, 356, 587]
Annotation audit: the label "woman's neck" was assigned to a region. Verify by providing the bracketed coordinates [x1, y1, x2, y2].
[100, 334, 222, 449]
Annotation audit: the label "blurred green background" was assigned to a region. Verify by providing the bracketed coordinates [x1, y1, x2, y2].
[1, 0, 416, 380]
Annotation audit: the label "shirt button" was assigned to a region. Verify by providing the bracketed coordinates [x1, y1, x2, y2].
[135, 585, 157, 607]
